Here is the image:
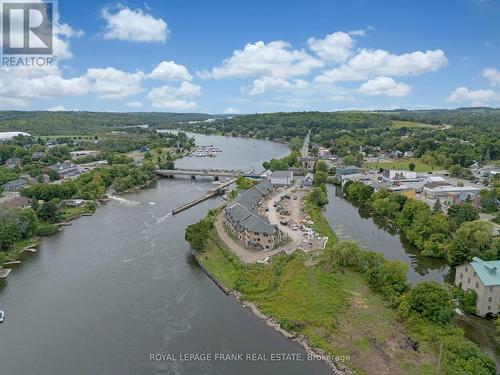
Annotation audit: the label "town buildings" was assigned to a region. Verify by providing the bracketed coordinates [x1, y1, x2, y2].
[455, 257, 500, 317]
[270, 171, 294, 187]
[2, 178, 28, 192]
[382, 170, 418, 183]
[224, 180, 283, 250]
[48, 162, 78, 178]
[301, 173, 314, 188]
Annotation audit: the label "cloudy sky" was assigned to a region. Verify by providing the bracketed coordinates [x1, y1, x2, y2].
[1, 0, 500, 113]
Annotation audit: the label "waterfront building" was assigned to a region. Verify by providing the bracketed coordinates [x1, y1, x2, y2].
[270, 171, 294, 187]
[224, 180, 283, 250]
[335, 166, 359, 179]
[301, 173, 314, 188]
[455, 257, 500, 317]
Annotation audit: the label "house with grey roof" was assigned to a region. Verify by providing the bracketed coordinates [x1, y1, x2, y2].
[301, 173, 314, 188]
[224, 180, 282, 250]
[455, 257, 500, 316]
[2, 178, 28, 192]
[48, 162, 78, 177]
[4, 157, 21, 169]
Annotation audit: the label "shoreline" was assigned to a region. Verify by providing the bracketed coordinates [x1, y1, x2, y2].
[190, 240, 351, 374]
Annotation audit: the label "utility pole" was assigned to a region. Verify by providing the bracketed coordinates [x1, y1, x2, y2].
[436, 343, 443, 375]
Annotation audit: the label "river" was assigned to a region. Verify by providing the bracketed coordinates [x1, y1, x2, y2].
[324, 185, 449, 284]
[324, 184, 500, 370]
[0, 134, 332, 375]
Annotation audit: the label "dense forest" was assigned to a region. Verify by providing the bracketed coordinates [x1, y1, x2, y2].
[379, 107, 500, 127]
[0, 111, 219, 135]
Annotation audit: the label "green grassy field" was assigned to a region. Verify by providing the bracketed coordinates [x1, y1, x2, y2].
[391, 120, 440, 129]
[193, 199, 495, 374]
[195, 207, 444, 374]
[364, 158, 440, 172]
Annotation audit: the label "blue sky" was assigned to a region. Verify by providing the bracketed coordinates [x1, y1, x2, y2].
[1, 0, 500, 113]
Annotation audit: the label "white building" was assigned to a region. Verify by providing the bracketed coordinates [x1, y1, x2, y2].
[0, 131, 31, 141]
[424, 184, 481, 198]
[455, 257, 500, 317]
[270, 171, 294, 187]
[382, 170, 418, 183]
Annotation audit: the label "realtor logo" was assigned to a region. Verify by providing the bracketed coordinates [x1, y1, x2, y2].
[1, 1, 56, 67]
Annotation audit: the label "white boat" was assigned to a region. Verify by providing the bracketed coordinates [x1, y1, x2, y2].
[0, 311, 4, 323]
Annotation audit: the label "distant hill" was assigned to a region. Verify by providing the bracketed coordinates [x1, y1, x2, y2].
[0, 107, 499, 136]
[0, 111, 222, 135]
[372, 107, 500, 127]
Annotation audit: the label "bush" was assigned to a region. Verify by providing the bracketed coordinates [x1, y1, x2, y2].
[310, 186, 328, 207]
[441, 336, 496, 375]
[366, 259, 409, 302]
[329, 240, 361, 267]
[185, 218, 213, 252]
[406, 281, 454, 324]
[452, 286, 477, 315]
[35, 223, 58, 236]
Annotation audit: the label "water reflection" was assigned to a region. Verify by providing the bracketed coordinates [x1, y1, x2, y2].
[325, 184, 449, 284]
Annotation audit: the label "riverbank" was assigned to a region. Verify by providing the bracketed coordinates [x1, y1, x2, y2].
[188, 196, 495, 374]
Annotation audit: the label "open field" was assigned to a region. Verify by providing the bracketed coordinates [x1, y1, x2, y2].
[391, 120, 441, 129]
[364, 158, 440, 172]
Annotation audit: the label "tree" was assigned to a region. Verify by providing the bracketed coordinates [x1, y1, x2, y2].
[47, 169, 60, 181]
[344, 181, 374, 204]
[185, 218, 212, 252]
[310, 186, 328, 206]
[407, 281, 454, 324]
[366, 259, 408, 301]
[479, 189, 498, 213]
[313, 171, 328, 187]
[236, 176, 255, 190]
[314, 160, 328, 173]
[37, 201, 61, 223]
[408, 162, 416, 171]
[440, 336, 496, 374]
[448, 220, 498, 264]
[433, 198, 442, 213]
[329, 240, 361, 267]
[447, 203, 479, 230]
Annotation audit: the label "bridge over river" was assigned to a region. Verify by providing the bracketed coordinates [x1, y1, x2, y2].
[155, 168, 261, 179]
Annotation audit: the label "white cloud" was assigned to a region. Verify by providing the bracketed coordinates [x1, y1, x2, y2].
[249, 77, 308, 95]
[201, 41, 323, 79]
[149, 61, 192, 81]
[315, 49, 448, 82]
[85, 68, 145, 99]
[446, 86, 497, 105]
[223, 107, 239, 114]
[330, 94, 355, 101]
[126, 101, 143, 108]
[482, 68, 500, 86]
[102, 7, 168, 43]
[0, 67, 89, 100]
[0, 97, 29, 109]
[307, 31, 355, 63]
[358, 76, 411, 97]
[147, 81, 201, 110]
[47, 105, 67, 111]
[349, 29, 367, 36]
